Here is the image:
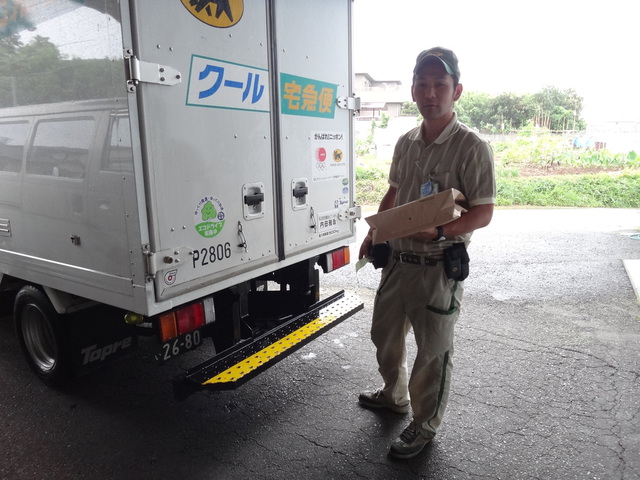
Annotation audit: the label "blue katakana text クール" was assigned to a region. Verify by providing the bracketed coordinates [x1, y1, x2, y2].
[198, 65, 265, 104]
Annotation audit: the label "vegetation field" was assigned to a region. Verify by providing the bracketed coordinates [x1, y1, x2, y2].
[356, 130, 640, 208]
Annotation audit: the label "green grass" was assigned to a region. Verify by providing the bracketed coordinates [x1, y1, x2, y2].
[492, 134, 639, 169]
[355, 131, 640, 208]
[356, 168, 640, 208]
[496, 172, 640, 207]
[356, 173, 389, 206]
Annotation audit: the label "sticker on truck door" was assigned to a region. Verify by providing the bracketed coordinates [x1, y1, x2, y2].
[194, 196, 226, 238]
[180, 0, 244, 28]
[186, 55, 269, 113]
[312, 132, 347, 182]
[317, 211, 340, 238]
[280, 73, 337, 119]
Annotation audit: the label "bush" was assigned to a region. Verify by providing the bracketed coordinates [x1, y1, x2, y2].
[355, 130, 640, 208]
[496, 173, 640, 207]
[356, 165, 389, 205]
[493, 131, 639, 170]
[355, 165, 387, 181]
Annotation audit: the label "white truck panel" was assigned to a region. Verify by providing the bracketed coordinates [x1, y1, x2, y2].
[275, 0, 356, 256]
[0, 4, 146, 311]
[127, 1, 357, 304]
[0, 0, 363, 394]
[0, 0, 357, 315]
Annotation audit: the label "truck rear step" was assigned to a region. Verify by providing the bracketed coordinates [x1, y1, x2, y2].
[173, 291, 363, 399]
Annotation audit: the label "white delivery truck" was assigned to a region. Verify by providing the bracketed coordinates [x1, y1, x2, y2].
[0, 0, 362, 399]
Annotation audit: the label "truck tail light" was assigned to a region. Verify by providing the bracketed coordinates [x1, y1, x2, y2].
[319, 246, 351, 273]
[177, 303, 205, 334]
[159, 313, 179, 341]
[158, 297, 215, 342]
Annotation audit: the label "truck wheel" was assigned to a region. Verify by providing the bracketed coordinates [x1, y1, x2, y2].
[14, 285, 73, 387]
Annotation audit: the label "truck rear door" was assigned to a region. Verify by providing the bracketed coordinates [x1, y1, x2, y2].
[128, 1, 355, 302]
[273, 1, 355, 257]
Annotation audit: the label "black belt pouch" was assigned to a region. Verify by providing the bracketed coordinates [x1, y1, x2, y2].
[371, 242, 390, 269]
[444, 243, 469, 280]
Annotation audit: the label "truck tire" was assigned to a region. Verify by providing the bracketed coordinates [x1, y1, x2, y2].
[14, 285, 73, 387]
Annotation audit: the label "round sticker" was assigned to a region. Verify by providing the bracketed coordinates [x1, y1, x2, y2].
[164, 269, 178, 286]
[180, 0, 244, 28]
[194, 196, 226, 238]
[316, 147, 327, 162]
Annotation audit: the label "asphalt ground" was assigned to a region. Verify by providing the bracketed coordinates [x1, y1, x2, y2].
[1, 207, 639, 480]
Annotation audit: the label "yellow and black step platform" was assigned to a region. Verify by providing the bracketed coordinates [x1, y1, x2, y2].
[173, 290, 363, 399]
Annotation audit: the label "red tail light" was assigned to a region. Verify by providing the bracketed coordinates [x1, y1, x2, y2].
[319, 246, 351, 273]
[158, 297, 215, 342]
[176, 303, 205, 334]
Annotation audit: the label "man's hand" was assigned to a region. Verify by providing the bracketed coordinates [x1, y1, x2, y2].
[359, 185, 397, 260]
[359, 233, 373, 260]
[404, 226, 438, 242]
[405, 204, 494, 242]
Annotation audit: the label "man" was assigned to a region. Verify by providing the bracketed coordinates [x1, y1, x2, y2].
[358, 47, 496, 459]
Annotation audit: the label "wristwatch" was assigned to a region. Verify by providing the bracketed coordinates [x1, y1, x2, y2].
[432, 225, 446, 242]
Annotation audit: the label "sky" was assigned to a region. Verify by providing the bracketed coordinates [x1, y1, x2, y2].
[352, 0, 640, 125]
[17, 1, 638, 126]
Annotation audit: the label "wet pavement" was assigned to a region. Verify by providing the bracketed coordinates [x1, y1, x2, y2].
[1, 208, 639, 479]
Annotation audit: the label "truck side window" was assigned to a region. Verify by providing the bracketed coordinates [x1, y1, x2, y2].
[104, 115, 133, 173]
[27, 118, 95, 179]
[0, 121, 29, 173]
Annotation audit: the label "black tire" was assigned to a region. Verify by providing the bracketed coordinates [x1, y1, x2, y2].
[14, 285, 73, 387]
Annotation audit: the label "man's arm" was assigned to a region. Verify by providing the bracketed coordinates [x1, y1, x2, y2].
[408, 203, 494, 242]
[358, 185, 397, 259]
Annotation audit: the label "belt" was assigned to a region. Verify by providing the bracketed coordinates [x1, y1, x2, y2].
[393, 251, 443, 266]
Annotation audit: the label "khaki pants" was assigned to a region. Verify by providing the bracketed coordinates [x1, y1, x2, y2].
[371, 259, 463, 437]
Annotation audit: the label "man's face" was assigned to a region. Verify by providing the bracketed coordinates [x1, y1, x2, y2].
[411, 60, 462, 121]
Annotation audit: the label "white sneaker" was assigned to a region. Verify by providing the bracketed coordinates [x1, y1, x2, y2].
[389, 422, 433, 459]
[358, 389, 410, 414]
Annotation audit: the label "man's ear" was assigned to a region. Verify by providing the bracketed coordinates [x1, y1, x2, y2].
[454, 83, 463, 102]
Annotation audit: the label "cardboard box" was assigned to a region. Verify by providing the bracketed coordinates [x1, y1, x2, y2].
[365, 188, 467, 244]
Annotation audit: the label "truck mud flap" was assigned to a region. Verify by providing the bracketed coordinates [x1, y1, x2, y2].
[173, 290, 363, 400]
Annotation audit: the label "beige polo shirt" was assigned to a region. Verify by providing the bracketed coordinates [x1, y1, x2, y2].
[388, 113, 496, 254]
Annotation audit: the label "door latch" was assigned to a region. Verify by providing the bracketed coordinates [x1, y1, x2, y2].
[243, 182, 265, 220]
[292, 178, 309, 210]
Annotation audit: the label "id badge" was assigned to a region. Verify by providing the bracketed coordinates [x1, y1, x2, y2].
[420, 180, 439, 197]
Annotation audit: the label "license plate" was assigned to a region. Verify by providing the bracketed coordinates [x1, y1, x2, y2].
[155, 329, 203, 363]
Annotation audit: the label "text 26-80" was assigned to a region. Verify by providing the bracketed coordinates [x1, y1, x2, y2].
[158, 330, 202, 362]
[192, 242, 231, 268]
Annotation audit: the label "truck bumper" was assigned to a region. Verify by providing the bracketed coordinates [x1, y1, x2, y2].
[172, 290, 363, 400]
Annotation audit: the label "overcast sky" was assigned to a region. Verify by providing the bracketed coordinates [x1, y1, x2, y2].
[20, 1, 638, 125]
[352, 0, 639, 124]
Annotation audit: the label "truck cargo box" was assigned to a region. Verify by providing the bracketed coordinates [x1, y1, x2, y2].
[0, 0, 362, 396]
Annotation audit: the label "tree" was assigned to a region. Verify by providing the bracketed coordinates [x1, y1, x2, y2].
[0, 35, 24, 106]
[454, 86, 586, 132]
[0, 35, 124, 108]
[377, 112, 389, 128]
[12, 36, 62, 105]
[488, 93, 536, 132]
[533, 86, 585, 131]
[400, 101, 419, 116]
[457, 91, 491, 130]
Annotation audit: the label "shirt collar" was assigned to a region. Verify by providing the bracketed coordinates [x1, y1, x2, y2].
[434, 112, 460, 144]
[410, 112, 460, 145]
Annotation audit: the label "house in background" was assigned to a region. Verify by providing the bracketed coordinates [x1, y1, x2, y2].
[354, 76, 640, 156]
[354, 73, 411, 121]
[353, 73, 417, 159]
